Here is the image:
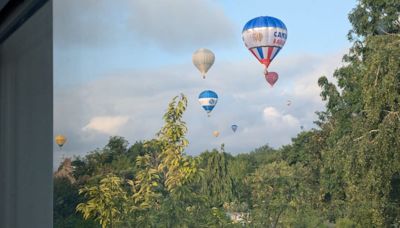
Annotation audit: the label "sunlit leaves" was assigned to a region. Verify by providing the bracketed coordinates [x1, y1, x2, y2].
[76, 174, 129, 228]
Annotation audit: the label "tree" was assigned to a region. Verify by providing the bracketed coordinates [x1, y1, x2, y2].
[317, 0, 400, 225]
[199, 147, 235, 207]
[250, 161, 318, 227]
[71, 136, 136, 185]
[76, 174, 130, 228]
[54, 176, 99, 228]
[348, 0, 400, 37]
[130, 94, 206, 227]
[156, 94, 199, 192]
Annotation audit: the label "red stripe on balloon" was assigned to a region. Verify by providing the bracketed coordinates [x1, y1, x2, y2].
[249, 48, 263, 64]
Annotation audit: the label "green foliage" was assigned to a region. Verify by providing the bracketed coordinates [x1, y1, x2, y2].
[127, 94, 211, 227]
[336, 218, 359, 228]
[316, 1, 400, 225]
[249, 161, 314, 227]
[131, 151, 161, 210]
[54, 214, 99, 228]
[54, 177, 99, 228]
[71, 136, 136, 183]
[54, 177, 80, 220]
[348, 0, 400, 38]
[227, 156, 252, 204]
[76, 174, 130, 228]
[199, 149, 235, 207]
[156, 94, 199, 192]
[281, 207, 327, 228]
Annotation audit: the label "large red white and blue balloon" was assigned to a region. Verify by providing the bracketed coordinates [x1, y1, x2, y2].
[242, 16, 287, 72]
[198, 90, 218, 116]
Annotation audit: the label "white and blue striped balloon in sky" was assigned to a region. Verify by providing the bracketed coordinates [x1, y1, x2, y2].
[242, 16, 287, 72]
[198, 90, 218, 116]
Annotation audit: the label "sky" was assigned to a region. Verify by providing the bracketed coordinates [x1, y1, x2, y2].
[54, 0, 357, 168]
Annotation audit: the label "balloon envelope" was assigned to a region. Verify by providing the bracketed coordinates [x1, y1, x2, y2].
[213, 131, 220, 137]
[265, 72, 279, 87]
[198, 90, 218, 115]
[55, 135, 67, 148]
[193, 48, 215, 79]
[231, 124, 238, 132]
[242, 16, 287, 70]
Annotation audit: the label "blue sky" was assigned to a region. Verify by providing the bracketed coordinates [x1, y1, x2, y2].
[54, 0, 357, 168]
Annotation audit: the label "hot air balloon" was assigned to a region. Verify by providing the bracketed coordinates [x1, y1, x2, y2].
[213, 131, 220, 137]
[198, 90, 218, 116]
[287, 100, 292, 106]
[242, 16, 287, 73]
[193, 48, 215, 79]
[265, 72, 279, 87]
[55, 135, 67, 148]
[231, 124, 238, 132]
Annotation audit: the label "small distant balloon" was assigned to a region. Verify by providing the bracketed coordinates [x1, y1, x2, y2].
[193, 48, 215, 79]
[287, 100, 292, 106]
[265, 72, 279, 87]
[231, 124, 238, 132]
[213, 131, 220, 137]
[55, 135, 67, 148]
[300, 126, 304, 130]
[198, 90, 218, 116]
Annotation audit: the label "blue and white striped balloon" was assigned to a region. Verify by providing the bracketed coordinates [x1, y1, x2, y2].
[242, 16, 287, 70]
[198, 90, 218, 116]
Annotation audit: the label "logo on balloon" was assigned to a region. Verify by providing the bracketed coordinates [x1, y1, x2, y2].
[209, 99, 216, 105]
[252, 32, 263, 42]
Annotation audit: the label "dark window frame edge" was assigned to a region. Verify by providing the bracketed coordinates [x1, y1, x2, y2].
[0, 0, 49, 44]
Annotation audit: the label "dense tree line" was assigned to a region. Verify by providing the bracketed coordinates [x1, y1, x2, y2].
[54, 1, 400, 227]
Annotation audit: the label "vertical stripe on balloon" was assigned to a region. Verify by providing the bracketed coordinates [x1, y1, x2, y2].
[250, 48, 262, 63]
[270, 47, 281, 61]
[267, 47, 274, 62]
[256, 47, 264, 59]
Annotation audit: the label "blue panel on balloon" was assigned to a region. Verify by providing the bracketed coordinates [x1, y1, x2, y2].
[242, 16, 287, 31]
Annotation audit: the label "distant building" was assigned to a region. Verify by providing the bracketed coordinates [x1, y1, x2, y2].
[54, 158, 76, 184]
[226, 211, 250, 224]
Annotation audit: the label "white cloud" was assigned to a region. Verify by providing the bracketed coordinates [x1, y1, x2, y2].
[82, 116, 130, 135]
[282, 114, 301, 127]
[263, 107, 281, 119]
[263, 106, 300, 127]
[277, 51, 345, 102]
[54, 50, 346, 168]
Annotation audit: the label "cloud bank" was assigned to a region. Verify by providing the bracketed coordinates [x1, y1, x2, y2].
[54, 0, 235, 51]
[54, 50, 345, 168]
